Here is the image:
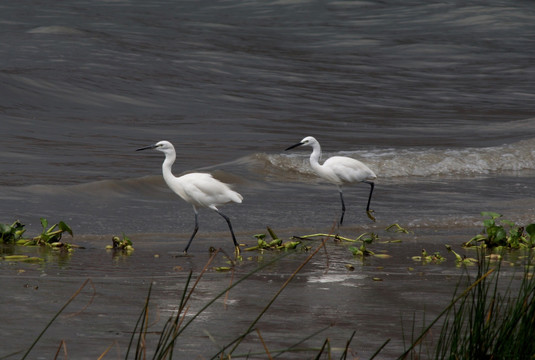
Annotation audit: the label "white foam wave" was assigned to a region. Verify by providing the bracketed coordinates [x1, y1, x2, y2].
[258, 138, 535, 180]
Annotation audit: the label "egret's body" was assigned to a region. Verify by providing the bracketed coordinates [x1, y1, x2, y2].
[286, 136, 376, 224]
[137, 141, 242, 254]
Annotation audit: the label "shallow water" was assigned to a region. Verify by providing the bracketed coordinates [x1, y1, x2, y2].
[0, 230, 483, 359]
[1, 0, 535, 358]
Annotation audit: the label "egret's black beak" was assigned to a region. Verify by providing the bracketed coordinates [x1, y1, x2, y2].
[285, 142, 304, 151]
[136, 144, 158, 151]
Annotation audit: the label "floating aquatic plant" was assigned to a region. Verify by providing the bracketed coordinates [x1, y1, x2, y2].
[106, 233, 134, 253]
[411, 249, 446, 264]
[0, 218, 74, 249]
[244, 226, 301, 251]
[445, 244, 477, 266]
[0, 220, 26, 243]
[349, 232, 378, 257]
[26, 218, 74, 249]
[1, 254, 44, 263]
[385, 223, 411, 234]
[465, 212, 535, 250]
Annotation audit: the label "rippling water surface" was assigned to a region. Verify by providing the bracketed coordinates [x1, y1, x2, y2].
[1, 0, 535, 358]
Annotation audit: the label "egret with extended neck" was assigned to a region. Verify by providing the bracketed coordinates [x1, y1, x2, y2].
[286, 136, 376, 224]
[137, 140, 243, 254]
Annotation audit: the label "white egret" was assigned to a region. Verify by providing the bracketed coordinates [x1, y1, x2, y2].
[285, 136, 376, 224]
[136, 140, 243, 254]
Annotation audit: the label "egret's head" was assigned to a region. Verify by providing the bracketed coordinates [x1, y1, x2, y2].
[285, 136, 318, 151]
[136, 140, 175, 154]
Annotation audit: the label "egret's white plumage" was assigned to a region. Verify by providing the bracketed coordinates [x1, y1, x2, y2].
[137, 140, 242, 254]
[286, 136, 376, 223]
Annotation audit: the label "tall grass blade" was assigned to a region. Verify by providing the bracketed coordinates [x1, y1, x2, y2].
[397, 266, 494, 359]
[313, 338, 330, 360]
[339, 330, 356, 360]
[21, 279, 93, 360]
[218, 238, 328, 358]
[156, 251, 293, 358]
[368, 338, 390, 360]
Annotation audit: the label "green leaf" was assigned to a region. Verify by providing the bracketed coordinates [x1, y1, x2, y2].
[495, 227, 507, 243]
[526, 224, 535, 243]
[501, 219, 516, 227]
[58, 221, 73, 237]
[267, 226, 278, 241]
[483, 219, 495, 228]
[0, 223, 13, 234]
[40, 218, 48, 230]
[481, 211, 501, 220]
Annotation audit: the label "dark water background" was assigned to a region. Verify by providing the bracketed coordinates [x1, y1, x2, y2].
[1, 0, 535, 358]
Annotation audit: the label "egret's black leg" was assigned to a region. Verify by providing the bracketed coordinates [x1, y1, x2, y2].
[216, 210, 240, 254]
[183, 212, 199, 254]
[364, 181, 376, 222]
[339, 190, 346, 225]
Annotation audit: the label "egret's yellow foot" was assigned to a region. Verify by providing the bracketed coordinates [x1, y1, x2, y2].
[367, 209, 376, 222]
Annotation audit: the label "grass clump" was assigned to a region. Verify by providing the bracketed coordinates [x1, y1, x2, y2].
[401, 249, 535, 359]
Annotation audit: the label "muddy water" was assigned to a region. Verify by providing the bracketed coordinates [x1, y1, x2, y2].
[0, 228, 507, 359]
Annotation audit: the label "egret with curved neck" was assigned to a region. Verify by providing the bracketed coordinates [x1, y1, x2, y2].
[137, 140, 243, 254]
[286, 136, 376, 224]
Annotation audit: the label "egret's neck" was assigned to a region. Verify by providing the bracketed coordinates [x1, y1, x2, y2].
[161, 151, 176, 185]
[309, 142, 322, 171]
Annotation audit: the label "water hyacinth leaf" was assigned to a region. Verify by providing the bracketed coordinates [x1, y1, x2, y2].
[445, 244, 463, 262]
[501, 219, 516, 227]
[267, 226, 278, 240]
[58, 221, 73, 237]
[481, 211, 502, 220]
[0, 220, 26, 243]
[0, 223, 11, 234]
[495, 227, 507, 242]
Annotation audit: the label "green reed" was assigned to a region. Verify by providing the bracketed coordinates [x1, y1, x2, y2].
[400, 248, 535, 360]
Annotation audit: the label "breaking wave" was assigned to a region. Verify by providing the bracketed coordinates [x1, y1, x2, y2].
[254, 138, 535, 181]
